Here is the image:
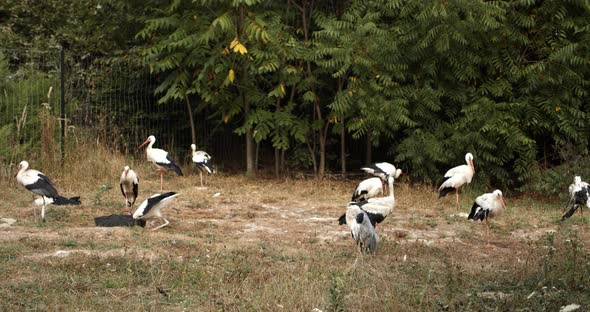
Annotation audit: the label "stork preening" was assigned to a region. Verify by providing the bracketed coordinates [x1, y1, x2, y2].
[339, 175, 396, 228]
[361, 163, 402, 196]
[133, 192, 178, 231]
[467, 190, 506, 246]
[344, 202, 378, 259]
[361, 162, 400, 180]
[438, 153, 475, 213]
[137, 135, 183, 192]
[120, 166, 139, 213]
[562, 176, 590, 222]
[351, 177, 384, 202]
[190, 144, 213, 187]
[16, 160, 81, 222]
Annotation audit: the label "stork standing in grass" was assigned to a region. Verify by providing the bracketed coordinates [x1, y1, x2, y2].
[344, 202, 378, 262]
[137, 135, 183, 192]
[133, 192, 178, 231]
[467, 190, 506, 246]
[562, 176, 590, 222]
[340, 175, 396, 228]
[190, 144, 213, 187]
[120, 166, 139, 213]
[16, 160, 81, 222]
[438, 153, 475, 213]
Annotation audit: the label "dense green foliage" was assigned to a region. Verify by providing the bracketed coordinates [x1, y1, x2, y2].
[1, 0, 589, 188]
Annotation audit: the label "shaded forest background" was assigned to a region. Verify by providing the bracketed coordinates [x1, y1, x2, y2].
[1, 0, 589, 193]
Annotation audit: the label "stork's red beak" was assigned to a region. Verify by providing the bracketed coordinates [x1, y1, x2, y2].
[124, 169, 129, 179]
[500, 197, 506, 210]
[137, 139, 150, 152]
[469, 160, 475, 173]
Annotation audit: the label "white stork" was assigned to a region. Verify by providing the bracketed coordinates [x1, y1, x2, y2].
[467, 189, 506, 245]
[438, 152, 475, 213]
[16, 160, 81, 222]
[120, 166, 139, 213]
[133, 192, 178, 231]
[137, 135, 183, 191]
[351, 177, 384, 202]
[339, 175, 396, 228]
[562, 176, 590, 222]
[361, 162, 402, 195]
[190, 144, 213, 187]
[345, 203, 378, 259]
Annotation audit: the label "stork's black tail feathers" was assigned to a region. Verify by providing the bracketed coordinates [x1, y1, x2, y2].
[562, 204, 579, 221]
[53, 196, 81, 205]
[171, 163, 183, 176]
[438, 187, 455, 198]
[338, 213, 346, 225]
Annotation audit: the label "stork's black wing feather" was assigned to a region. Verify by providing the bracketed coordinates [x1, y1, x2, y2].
[142, 192, 177, 215]
[26, 174, 59, 197]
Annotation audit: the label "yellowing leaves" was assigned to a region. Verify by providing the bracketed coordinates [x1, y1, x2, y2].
[230, 37, 248, 55]
[280, 84, 285, 95]
[228, 69, 235, 83]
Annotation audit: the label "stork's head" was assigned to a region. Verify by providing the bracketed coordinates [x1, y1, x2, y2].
[493, 189, 506, 210]
[137, 135, 155, 151]
[465, 153, 475, 173]
[394, 168, 403, 179]
[123, 165, 130, 178]
[16, 160, 29, 177]
[574, 176, 582, 186]
[190, 144, 196, 151]
[18, 160, 29, 170]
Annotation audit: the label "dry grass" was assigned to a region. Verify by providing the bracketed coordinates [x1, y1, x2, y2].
[1, 146, 590, 311]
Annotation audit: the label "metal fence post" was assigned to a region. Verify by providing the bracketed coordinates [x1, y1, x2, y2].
[60, 48, 65, 165]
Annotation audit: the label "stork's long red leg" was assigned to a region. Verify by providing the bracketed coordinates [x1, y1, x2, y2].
[485, 218, 490, 246]
[160, 170, 164, 192]
[455, 188, 460, 213]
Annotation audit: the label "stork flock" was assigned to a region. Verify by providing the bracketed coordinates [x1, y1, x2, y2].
[15, 135, 213, 230]
[14, 143, 587, 253]
[339, 153, 505, 258]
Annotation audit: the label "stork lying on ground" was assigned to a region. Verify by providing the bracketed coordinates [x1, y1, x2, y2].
[16, 160, 81, 222]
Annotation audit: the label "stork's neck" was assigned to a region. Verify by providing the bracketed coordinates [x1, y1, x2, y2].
[147, 140, 155, 150]
[388, 179, 394, 199]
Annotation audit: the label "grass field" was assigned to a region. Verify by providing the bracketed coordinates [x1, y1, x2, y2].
[1, 153, 590, 311]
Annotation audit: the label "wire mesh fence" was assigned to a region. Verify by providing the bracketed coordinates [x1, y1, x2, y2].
[1, 48, 242, 175]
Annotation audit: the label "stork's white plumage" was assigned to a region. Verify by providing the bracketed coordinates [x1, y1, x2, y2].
[190, 144, 213, 187]
[133, 192, 178, 231]
[137, 135, 183, 192]
[438, 153, 475, 213]
[120, 166, 139, 213]
[361, 163, 402, 196]
[339, 175, 396, 228]
[16, 160, 81, 222]
[345, 203, 378, 258]
[351, 177, 384, 202]
[467, 189, 506, 245]
[562, 176, 590, 222]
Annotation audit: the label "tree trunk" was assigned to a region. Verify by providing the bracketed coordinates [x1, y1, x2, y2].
[366, 131, 372, 165]
[243, 91, 255, 177]
[275, 148, 280, 177]
[341, 117, 346, 177]
[185, 96, 196, 145]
